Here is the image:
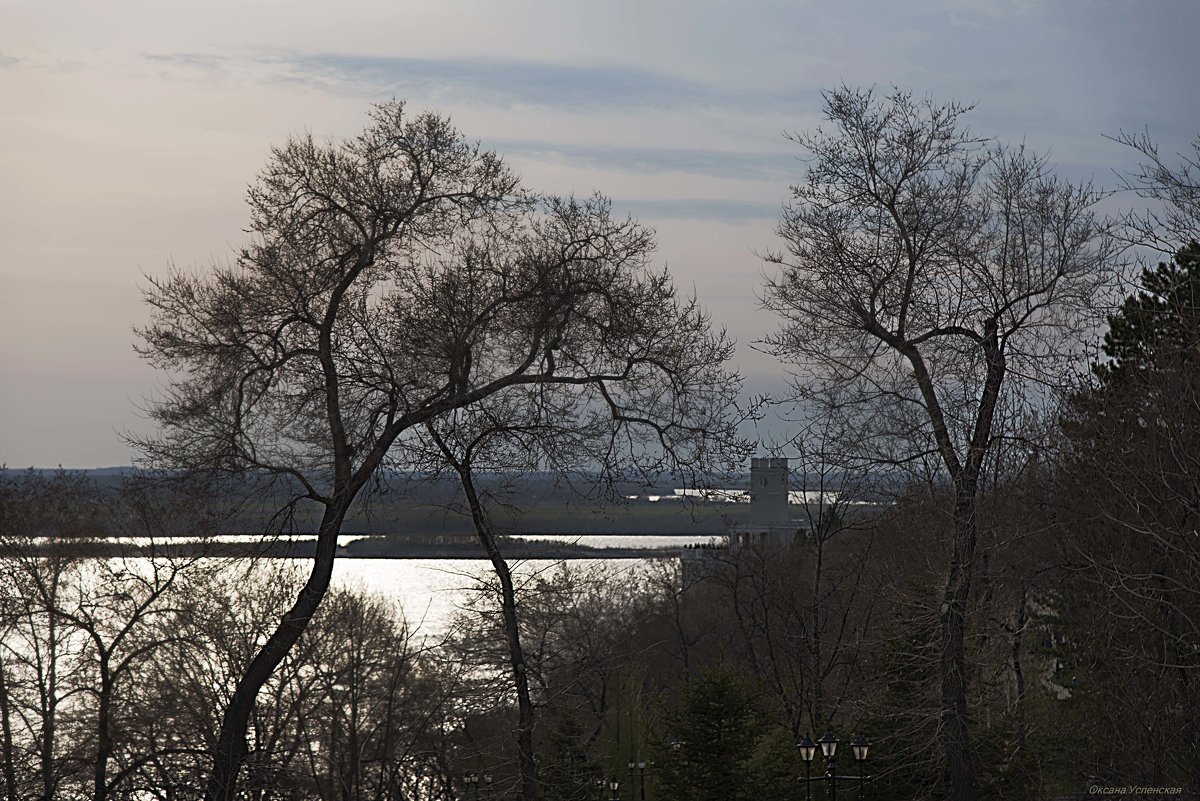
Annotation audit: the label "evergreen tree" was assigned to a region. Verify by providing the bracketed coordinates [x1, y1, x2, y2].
[1054, 240, 1200, 792]
[652, 670, 761, 801]
[1097, 241, 1200, 385]
[539, 711, 604, 801]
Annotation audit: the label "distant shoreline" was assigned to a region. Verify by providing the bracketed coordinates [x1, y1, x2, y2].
[1, 535, 709, 561]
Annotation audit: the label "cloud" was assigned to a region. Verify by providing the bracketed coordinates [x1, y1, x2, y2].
[144, 52, 227, 72]
[612, 198, 780, 222]
[488, 139, 800, 182]
[0, 53, 19, 68]
[142, 49, 864, 118]
[147, 50, 727, 112]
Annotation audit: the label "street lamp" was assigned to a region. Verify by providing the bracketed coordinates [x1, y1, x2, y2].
[851, 735, 869, 795]
[821, 731, 840, 801]
[797, 731, 871, 800]
[797, 735, 819, 763]
[850, 734, 869, 762]
[797, 735, 818, 801]
[608, 777, 620, 801]
[462, 770, 480, 801]
[627, 758, 647, 801]
[796, 738, 816, 801]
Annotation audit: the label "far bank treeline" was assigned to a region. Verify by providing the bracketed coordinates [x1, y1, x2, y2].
[4, 84, 1200, 801]
[0, 468, 831, 540]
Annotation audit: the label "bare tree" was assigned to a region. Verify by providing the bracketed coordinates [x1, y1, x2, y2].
[131, 561, 314, 799]
[447, 560, 672, 801]
[135, 101, 742, 799]
[423, 419, 542, 801]
[0, 471, 232, 801]
[788, 411, 880, 731]
[57, 555, 195, 801]
[1111, 129, 1200, 254]
[0, 548, 81, 801]
[420, 307, 740, 801]
[0, 470, 106, 801]
[762, 86, 1113, 800]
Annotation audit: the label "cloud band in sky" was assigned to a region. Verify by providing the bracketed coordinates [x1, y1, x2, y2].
[147, 50, 726, 112]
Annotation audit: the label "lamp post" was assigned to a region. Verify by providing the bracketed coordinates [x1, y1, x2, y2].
[797, 735, 818, 801]
[819, 731, 839, 801]
[627, 758, 647, 801]
[797, 731, 871, 800]
[463, 770, 480, 801]
[608, 777, 620, 801]
[850, 735, 869, 799]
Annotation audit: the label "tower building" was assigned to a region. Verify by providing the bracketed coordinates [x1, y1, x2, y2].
[730, 456, 800, 548]
[749, 457, 790, 525]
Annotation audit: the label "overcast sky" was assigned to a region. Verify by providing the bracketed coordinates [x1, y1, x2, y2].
[2, 0, 1197, 467]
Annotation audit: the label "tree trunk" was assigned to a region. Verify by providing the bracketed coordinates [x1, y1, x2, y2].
[941, 485, 978, 801]
[935, 328, 1001, 801]
[494, 552, 538, 801]
[455, 466, 539, 801]
[0, 655, 18, 801]
[811, 524, 825, 727]
[1011, 585, 1028, 751]
[204, 503, 348, 801]
[41, 600, 57, 801]
[93, 667, 112, 801]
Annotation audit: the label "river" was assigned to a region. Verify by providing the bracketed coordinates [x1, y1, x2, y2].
[198, 533, 721, 638]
